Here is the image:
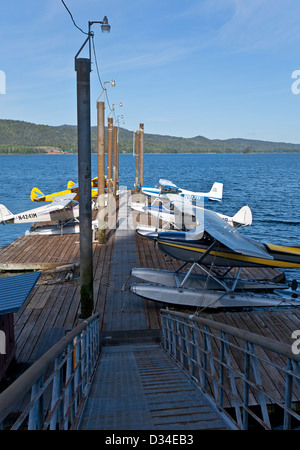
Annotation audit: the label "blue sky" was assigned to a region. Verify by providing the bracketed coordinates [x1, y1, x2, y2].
[1, 0, 300, 142]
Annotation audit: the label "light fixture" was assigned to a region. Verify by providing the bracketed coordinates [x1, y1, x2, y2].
[101, 16, 111, 33]
[75, 16, 111, 60]
[104, 79, 116, 88]
[89, 17, 111, 35]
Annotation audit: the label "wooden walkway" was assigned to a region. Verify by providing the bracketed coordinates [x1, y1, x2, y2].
[0, 192, 299, 427]
[79, 198, 231, 429]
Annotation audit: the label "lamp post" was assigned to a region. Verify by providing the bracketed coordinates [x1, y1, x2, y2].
[108, 101, 123, 119]
[75, 16, 111, 318]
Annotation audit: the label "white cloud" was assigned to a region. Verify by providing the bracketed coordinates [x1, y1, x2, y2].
[215, 0, 300, 53]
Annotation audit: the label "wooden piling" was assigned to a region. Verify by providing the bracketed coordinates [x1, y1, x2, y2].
[135, 131, 140, 192]
[97, 101, 106, 244]
[139, 124, 144, 188]
[113, 125, 118, 197]
[107, 118, 113, 217]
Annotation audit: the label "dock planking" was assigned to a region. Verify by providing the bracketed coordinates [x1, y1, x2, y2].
[0, 194, 299, 412]
[0, 234, 81, 271]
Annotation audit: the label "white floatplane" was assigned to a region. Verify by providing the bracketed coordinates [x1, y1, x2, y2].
[130, 202, 300, 309]
[132, 197, 252, 230]
[0, 194, 80, 225]
[141, 179, 223, 202]
[0, 193, 99, 236]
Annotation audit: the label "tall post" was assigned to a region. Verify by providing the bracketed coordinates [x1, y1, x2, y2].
[107, 117, 113, 216]
[97, 100, 106, 244]
[116, 127, 119, 192]
[113, 125, 118, 197]
[75, 57, 93, 319]
[135, 131, 140, 192]
[139, 123, 144, 188]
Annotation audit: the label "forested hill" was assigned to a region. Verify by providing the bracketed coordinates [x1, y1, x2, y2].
[1, 119, 300, 154]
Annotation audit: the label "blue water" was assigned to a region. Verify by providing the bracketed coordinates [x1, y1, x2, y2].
[0, 153, 299, 283]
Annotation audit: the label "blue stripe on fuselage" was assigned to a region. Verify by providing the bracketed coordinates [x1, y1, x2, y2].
[180, 193, 210, 202]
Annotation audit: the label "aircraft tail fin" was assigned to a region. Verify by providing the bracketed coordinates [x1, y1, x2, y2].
[232, 205, 252, 227]
[67, 180, 76, 189]
[31, 187, 45, 202]
[208, 182, 223, 201]
[91, 177, 98, 187]
[0, 204, 13, 223]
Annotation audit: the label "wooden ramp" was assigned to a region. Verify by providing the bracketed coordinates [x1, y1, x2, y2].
[79, 342, 232, 430]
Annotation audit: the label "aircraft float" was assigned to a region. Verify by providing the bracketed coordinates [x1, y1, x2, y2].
[130, 199, 300, 309]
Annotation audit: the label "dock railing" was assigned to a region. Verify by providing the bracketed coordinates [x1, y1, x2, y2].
[0, 313, 100, 430]
[160, 309, 300, 430]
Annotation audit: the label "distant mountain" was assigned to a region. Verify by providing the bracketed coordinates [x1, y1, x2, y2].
[0, 119, 300, 154]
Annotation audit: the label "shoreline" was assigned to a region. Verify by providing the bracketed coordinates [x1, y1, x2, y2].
[0, 151, 300, 156]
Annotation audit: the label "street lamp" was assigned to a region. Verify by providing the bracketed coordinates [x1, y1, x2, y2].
[92, 16, 111, 34]
[97, 79, 116, 103]
[75, 16, 111, 60]
[75, 15, 110, 318]
[116, 114, 125, 124]
[108, 101, 123, 118]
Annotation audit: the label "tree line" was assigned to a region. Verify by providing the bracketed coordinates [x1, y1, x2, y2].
[1, 119, 300, 154]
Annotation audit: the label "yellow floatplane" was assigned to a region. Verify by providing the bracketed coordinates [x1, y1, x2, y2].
[30, 177, 107, 202]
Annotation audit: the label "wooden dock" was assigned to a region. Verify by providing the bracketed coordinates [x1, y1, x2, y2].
[0, 194, 299, 422]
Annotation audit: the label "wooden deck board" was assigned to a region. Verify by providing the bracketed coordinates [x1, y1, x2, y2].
[0, 234, 81, 271]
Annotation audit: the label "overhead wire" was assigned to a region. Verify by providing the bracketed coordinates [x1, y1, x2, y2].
[91, 35, 114, 117]
[60, 0, 115, 118]
[61, 0, 89, 35]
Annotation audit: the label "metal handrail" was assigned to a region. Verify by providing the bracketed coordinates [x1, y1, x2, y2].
[0, 313, 100, 430]
[160, 309, 300, 430]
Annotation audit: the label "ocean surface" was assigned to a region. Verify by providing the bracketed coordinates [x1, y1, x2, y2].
[0, 152, 299, 285]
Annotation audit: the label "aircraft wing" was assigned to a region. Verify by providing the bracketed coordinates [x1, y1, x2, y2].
[159, 179, 181, 194]
[194, 207, 273, 260]
[169, 199, 272, 260]
[50, 193, 77, 207]
[159, 179, 177, 187]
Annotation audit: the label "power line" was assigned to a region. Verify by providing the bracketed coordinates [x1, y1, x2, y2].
[91, 35, 113, 115]
[61, 0, 89, 35]
[61, 1, 116, 119]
